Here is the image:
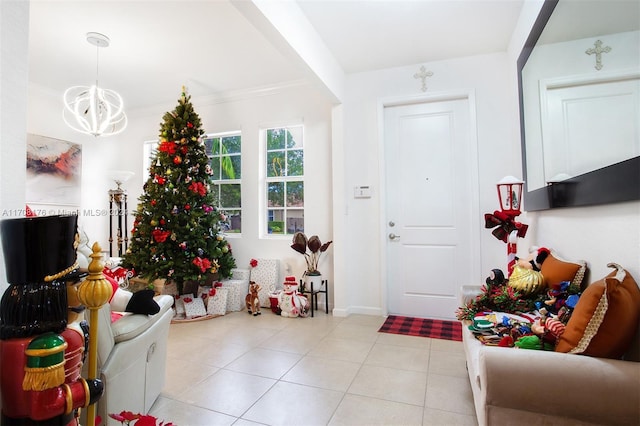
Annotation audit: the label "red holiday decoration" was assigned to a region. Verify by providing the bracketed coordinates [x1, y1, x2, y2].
[151, 229, 171, 243]
[188, 181, 207, 196]
[154, 174, 166, 185]
[173, 155, 182, 165]
[250, 258, 258, 268]
[159, 140, 177, 155]
[192, 256, 212, 273]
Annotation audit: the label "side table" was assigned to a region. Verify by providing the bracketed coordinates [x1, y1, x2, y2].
[300, 279, 329, 317]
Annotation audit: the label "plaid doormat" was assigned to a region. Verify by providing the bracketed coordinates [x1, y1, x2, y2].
[378, 315, 462, 341]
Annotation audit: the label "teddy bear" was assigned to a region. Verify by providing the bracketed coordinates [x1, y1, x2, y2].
[277, 276, 309, 318]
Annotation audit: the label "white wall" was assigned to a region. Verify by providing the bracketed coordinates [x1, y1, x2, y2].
[335, 52, 523, 316]
[0, 0, 30, 295]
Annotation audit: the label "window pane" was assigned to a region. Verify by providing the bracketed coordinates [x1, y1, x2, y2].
[211, 183, 220, 203]
[221, 154, 241, 180]
[204, 138, 214, 156]
[268, 209, 284, 234]
[220, 156, 237, 180]
[220, 184, 241, 209]
[226, 211, 241, 233]
[286, 213, 304, 234]
[267, 128, 285, 150]
[209, 158, 221, 180]
[268, 182, 284, 207]
[267, 151, 285, 177]
[287, 126, 303, 149]
[222, 136, 241, 154]
[287, 149, 303, 176]
[286, 181, 304, 207]
[212, 138, 220, 155]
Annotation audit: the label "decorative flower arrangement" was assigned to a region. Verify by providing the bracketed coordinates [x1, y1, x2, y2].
[106, 411, 174, 426]
[290, 232, 332, 276]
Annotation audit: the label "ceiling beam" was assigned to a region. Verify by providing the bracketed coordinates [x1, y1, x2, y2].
[231, 0, 345, 104]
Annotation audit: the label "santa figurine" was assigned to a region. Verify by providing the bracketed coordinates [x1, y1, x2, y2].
[277, 276, 309, 318]
[0, 215, 104, 425]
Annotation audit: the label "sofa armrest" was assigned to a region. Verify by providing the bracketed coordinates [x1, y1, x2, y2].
[480, 346, 640, 425]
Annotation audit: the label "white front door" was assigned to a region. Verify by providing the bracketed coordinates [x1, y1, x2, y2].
[384, 97, 476, 320]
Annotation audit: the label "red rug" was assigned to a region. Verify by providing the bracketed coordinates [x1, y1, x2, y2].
[378, 315, 462, 341]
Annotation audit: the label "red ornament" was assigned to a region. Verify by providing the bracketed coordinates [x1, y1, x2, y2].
[151, 199, 157, 206]
[250, 259, 258, 268]
[173, 155, 182, 165]
[181, 146, 188, 154]
[187, 122, 193, 128]
[184, 204, 191, 210]
[154, 174, 166, 185]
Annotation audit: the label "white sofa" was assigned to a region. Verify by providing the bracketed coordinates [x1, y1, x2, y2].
[461, 285, 640, 426]
[86, 294, 173, 425]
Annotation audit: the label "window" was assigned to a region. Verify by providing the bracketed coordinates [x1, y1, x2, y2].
[204, 132, 242, 233]
[265, 126, 304, 235]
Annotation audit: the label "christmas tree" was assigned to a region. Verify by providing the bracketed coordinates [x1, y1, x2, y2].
[122, 88, 236, 294]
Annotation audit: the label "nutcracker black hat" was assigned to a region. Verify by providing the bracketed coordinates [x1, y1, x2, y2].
[1, 214, 78, 284]
[0, 214, 79, 339]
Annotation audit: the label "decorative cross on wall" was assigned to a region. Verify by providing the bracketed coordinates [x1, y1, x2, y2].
[585, 40, 612, 71]
[413, 66, 433, 92]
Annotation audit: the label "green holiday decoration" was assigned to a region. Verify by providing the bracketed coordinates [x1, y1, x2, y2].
[122, 88, 236, 294]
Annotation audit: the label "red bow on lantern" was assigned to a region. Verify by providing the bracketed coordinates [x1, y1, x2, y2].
[484, 210, 528, 243]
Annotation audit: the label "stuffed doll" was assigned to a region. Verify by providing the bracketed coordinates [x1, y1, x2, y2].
[245, 282, 262, 316]
[508, 247, 550, 295]
[278, 276, 309, 318]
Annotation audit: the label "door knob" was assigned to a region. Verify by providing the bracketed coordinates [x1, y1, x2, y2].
[388, 233, 400, 240]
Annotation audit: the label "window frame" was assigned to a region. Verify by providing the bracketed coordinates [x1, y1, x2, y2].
[204, 131, 242, 235]
[262, 124, 305, 238]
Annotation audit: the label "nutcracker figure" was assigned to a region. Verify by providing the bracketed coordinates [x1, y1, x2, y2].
[0, 215, 103, 425]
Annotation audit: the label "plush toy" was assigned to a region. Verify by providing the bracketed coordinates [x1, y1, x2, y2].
[507, 247, 550, 295]
[278, 276, 309, 318]
[245, 281, 262, 316]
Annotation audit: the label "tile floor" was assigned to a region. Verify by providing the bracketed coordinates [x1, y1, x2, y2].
[149, 310, 478, 426]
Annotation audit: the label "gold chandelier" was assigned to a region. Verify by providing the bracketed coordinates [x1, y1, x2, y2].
[63, 32, 127, 137]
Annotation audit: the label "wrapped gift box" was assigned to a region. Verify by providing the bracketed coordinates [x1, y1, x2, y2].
[198, 286, 228, 316]
[207, 287, 228, 316]
[182, 294, 206, 319]
[221, 280, 249, 312]
[230, 268, 250, 281]
[250, 259, 279, 307]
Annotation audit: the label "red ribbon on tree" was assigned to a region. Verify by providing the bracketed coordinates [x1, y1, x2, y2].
[152, 229, 171, 243]
[158, 140, 177, 155]
[192, 256, 212, 273]
[484, 210, 528, 243]
[188, 181, 207, 196]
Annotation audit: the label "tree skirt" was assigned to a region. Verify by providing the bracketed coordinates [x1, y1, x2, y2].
[378, 315, 462, 341]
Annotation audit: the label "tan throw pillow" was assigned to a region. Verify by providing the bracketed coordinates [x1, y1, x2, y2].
[540, 251, 587, 290]
[555, 263, 640, 359]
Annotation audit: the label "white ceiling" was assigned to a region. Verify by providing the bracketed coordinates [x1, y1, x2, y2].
[35, 0, 637, 112]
